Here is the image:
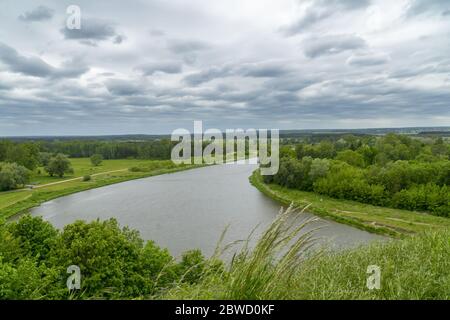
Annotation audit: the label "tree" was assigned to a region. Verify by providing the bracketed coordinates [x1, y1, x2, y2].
[5, 143, 40, 170]
[309, 158, 330, 182]
[336, 150, 366, 167]
[90, 154, 103, 166]
[0, 162, 30, 191]
[45, 154, 73, 178]
[39, 152, 53, 167]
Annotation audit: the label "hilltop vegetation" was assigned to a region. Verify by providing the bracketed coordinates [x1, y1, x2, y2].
[1, 211, 448, 300]
[0, 215, 213, 299]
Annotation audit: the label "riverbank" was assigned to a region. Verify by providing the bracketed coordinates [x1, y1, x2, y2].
[249, 170, 450, 237]
[0, 159, 203, 220]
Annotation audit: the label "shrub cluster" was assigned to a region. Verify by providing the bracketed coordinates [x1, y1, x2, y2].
[267, 134, 449, 216]
[0, 216, 215, 299]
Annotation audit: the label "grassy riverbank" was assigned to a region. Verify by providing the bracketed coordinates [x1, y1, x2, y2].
[249, 170, 450, 237]
[0, 158, 202, 220]
[163, 226, 450, 300]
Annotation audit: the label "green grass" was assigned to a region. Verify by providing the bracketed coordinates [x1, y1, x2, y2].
[249, 170, 450, 237]
[162, 207, 450, 300]
[0, 159, 202, 220]
[29, 158, 161, 185]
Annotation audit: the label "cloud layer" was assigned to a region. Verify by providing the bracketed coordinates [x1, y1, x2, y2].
[18, 5, 54, 22]
[0, 0, 449, 135]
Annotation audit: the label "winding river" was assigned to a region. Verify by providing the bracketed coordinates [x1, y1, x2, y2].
[31, 163, 386, 257]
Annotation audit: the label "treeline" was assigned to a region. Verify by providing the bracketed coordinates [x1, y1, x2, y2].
[0, 139, 175, 191]
[265, 134, 450, 216]
[0, 215, 219, 299]
[39, 139, 174, 160]
[0, 139, 174, 165]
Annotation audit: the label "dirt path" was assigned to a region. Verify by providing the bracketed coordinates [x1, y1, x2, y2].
[32, 169, 128, 189]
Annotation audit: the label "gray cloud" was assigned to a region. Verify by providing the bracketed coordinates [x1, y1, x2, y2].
[239, 62, 289, 78]
[168, 39, 210, 53]
[61, 19, 123, 45]
[407, 0, 450, 16]
[168, 39, 210, 64]
[150, 29, 166, 37]
[136, 61, 183, 75]
[346, 52, 390, 66]
[184, 66, 232, 86]
[113, 35, 126, 44]
[302, 34, 366, 58]
[184, 62, 289, 86]
[18, 5, 54, 22]
[0, 43, 88, 78]
[0, 82, 11, 91]
[282, 0, 372, 35]
[1, 0, 449, 135]
[106, 80, 145, 96]
[390, 61, 450, 79]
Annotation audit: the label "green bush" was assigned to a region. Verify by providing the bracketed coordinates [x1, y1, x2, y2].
[90, 154, 103, 167]
[0, 216, 209, 299]
[392, 184, 449, 216]
[336, 150, 365, 167]
[267, 141, 449, 217]
[0, 162, 30, 191]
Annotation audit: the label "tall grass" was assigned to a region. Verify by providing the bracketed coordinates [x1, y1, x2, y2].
[221, 205, 320, 299]
[163, 205, 450, 300]
[163, 205, 321, 299]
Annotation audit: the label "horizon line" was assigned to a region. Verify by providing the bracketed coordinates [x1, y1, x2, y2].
[1, 126, 449, 139]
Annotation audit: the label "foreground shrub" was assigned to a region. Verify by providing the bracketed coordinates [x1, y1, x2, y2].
[0, 216, 208, 299]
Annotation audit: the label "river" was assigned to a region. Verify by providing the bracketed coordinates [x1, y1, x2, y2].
[31, 163, 386, 257]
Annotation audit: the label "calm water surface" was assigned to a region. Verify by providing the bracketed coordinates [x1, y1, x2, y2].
[31, 164, 386, 257]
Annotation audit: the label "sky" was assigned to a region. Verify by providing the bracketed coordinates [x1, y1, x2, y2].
[0, 0, 449, 136]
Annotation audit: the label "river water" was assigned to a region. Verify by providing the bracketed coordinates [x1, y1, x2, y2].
[31, 163, 386, 257]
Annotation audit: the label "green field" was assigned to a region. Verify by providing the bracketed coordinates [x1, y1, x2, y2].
[28, 158, 154, 185]
[0, 158, 200, 220]
[250, 170, 450, 237]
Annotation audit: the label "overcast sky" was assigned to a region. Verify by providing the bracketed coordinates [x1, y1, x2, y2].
[0, 0, 449, 136]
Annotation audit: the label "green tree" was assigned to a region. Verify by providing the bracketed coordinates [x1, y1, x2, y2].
[39, 152, 53, 167]
[90, 154, 103, 166]
[309, 158, 330, 182]
[5, 143, 40, 170]
[7, 215, 58, 262]
[45, 154, 73, 178]
[0, 162, 30, 191]
[336, 150, 366, 167]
